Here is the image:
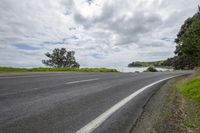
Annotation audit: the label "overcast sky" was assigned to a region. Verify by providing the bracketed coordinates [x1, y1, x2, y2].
[0, 0, 199, 68]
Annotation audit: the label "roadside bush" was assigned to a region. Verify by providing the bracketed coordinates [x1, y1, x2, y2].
[145, 66, 158, 72]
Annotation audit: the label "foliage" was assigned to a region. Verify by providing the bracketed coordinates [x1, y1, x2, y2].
[128, 56, 196, 70]
[163, 56, 197, 70]
[128, 61, 165, 67]
[144, 66, 158, 72]
[0, 67, 118, 73]
[128, 62, 143, 67]
[127, 8, 200, 70]
[175, 8, 200, 65]
[195, 67, 200, 75]
[159, 7, 200, 70]
[42, 48, 80, 68]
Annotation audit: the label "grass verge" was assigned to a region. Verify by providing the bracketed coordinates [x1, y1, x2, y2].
[177, 76, 200, 102]
[174, 68, 200, 132]
[156, 75, 200, 133]
[0, 67, 118, 73]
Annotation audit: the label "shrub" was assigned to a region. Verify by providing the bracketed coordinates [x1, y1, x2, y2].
[145, 66, 158, 72]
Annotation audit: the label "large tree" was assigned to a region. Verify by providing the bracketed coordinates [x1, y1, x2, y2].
[175, 7, 200, 65]
[42, 48, 80, 68]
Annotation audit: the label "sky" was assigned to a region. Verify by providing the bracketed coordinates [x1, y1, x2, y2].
[0, 0, 200, 68]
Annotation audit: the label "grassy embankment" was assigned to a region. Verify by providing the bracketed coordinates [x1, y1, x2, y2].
[0, 67, 118, 73]
[152, 68, 200, 133]
[131, 69, 200, 133]
[174, 68, 200, 132]
[178, 68, 200, 102]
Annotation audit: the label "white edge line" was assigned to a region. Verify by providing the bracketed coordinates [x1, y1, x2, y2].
[65, 78, 99, 85]
[76, 75, 181, 133]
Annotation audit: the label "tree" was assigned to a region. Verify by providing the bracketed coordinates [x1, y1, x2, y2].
[175, 7, 200, 65]
[174, 17, 193, 56]
[42, 48, 80, 68]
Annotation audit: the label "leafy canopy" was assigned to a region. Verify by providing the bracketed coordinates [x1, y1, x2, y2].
[42, 48, 80, 68]
[175, 7, 200, 64]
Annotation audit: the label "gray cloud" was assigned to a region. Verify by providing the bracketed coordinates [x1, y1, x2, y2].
[0, 0, 199, 67]
[74, 3, 163, 44]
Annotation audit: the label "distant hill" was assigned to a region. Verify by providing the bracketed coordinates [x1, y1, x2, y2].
[128, 56, 196, 69]
[128, 61, 165, 67]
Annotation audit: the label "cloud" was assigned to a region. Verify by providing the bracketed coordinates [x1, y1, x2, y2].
[14, 44, 41, 50]
[0, 0, 199, 67]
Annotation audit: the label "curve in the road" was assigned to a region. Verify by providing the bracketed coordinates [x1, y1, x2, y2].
[76, 75, 180, 133]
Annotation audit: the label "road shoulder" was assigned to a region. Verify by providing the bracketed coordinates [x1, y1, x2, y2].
[131, 76, 200, 133]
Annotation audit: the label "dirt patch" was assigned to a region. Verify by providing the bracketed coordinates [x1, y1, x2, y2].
[131, 76, 199, 133]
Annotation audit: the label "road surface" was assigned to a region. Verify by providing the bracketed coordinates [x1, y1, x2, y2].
[0, 71, 191, 133]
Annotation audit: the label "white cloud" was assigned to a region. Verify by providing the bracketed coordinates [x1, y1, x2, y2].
[0, 0, 199, 67]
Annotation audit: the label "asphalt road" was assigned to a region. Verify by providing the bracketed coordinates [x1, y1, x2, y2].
[0, 71, 192, 133]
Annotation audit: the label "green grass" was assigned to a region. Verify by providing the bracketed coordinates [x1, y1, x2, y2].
[0, 67, 118, 73]
[178, 76, 200, 102]
[166, 72, 200, 132]
[174, 75, 200, 132]
[177, 75, 200, 132]
[177, 68, 200, 102]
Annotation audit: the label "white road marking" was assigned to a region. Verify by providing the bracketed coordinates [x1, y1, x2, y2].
[65, 78, 99, 85]
[76, 75, 179, 133]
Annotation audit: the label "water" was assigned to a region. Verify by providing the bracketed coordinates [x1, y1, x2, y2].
[114, 67, 173, 73]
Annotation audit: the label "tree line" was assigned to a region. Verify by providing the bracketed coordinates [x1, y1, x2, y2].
[163, 7, 200, 70]
[129, 7, 200, 70]
[128, 61, 164, 67]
